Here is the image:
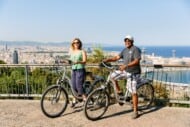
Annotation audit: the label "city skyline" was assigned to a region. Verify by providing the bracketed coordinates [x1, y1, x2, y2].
[0, 0, 190, 46]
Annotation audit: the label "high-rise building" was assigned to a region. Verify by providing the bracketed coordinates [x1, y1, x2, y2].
[13, 50, 19, 64]
[5, 43, 7, 51]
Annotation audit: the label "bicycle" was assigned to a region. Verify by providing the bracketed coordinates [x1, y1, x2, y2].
[83, 61, 154, 120]
[40, 59, 101, 118]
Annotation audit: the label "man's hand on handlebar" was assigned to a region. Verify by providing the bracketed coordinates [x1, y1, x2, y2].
[119, 64, 127, 71]
[102, 59, 108, 63]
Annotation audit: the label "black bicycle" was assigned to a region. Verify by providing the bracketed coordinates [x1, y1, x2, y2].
[40, 60, 102, 118]
[83, 61, 154, 120]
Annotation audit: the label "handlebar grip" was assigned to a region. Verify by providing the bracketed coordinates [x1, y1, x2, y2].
[55, 59, 72, 65]
[99, 62, 112, 68]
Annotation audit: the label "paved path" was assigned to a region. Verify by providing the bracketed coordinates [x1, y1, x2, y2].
[0, 99, 190, 127]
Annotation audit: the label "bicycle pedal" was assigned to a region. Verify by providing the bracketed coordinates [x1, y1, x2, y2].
[118, 102, 124, 106]
[118, 96, 124, 100]
[125, 97, 131, 102]
[118, 97, 125, 106]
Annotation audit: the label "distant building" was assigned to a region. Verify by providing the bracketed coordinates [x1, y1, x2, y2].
[5, 43, 7, 51]
[87, 47, 92, 53]
[13, 50, 19, 64]
[172, 49, 176, 58]
[141, 47, 146, 63]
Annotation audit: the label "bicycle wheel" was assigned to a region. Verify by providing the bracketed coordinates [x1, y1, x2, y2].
[92, 80, 114, 96]
[137, 83, 154, 109]
[84, 89, 109, 121]
[40, 85, 68, 118]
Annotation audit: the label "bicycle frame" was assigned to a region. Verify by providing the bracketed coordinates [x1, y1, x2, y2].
[55, 62, 102, 101]
[83, 62, 154, 120]
[99, 62, 153, 104]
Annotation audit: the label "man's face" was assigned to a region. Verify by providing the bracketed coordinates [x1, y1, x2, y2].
[124, 39, 132, 48]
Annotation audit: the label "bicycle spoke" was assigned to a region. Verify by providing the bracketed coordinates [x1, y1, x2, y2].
[137, 83, 154, 109]
[84, 89, 109, 120]
[41, 86, 68, 118]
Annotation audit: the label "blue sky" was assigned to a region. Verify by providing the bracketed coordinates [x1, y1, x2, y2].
[0, 0, 190, 46]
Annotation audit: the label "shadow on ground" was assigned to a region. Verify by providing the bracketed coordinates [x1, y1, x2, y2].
[98, 105, 165, 121]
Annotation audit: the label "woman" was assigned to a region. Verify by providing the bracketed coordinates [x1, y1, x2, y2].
[70, 38, 87, 103]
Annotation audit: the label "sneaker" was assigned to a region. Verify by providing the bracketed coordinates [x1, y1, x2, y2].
[125, 96, 131, 102]
[70, 101, 77, 108]
[118, 92, 124, 106]
[118, 102, 124, 106]
[131, 112, 139, 119]
[117, 92, 124, 99]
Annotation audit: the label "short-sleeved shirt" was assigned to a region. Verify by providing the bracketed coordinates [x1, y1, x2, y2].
[119, 45, 141, 74]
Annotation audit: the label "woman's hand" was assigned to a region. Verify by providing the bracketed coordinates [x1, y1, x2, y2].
[73, 61, 79, 64]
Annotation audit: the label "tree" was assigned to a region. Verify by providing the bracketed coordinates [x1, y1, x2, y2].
[87, 47, 105, 63]
[0, 60, 6, 64]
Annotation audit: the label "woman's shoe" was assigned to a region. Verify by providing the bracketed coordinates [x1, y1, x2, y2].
[70, 101, 78, 108]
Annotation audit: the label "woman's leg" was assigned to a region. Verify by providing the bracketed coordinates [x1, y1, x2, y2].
[71, 70, 77, 92]
[76, 69, 86, 100]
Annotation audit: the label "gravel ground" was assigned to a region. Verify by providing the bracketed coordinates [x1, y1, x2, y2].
[0, 99, 190, 127]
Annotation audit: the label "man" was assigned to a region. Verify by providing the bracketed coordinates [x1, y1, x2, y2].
[103, 35, 141, 119]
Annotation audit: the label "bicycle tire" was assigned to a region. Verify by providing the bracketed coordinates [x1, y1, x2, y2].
[40, 85, 68, 118]
[137, 83, 154, 109]
[91, 79, 104, 90]
[84, 88, 109, 121]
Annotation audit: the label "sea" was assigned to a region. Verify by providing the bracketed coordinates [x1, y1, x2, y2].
[102, 46, 190, 58]
[102, 46, 190, 85]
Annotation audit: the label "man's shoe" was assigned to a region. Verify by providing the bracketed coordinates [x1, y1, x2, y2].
[125, 96, 131, 102]
[118, 92, 124, 106]
[131, 112, 139, 119]
[117, 92, 124, 99]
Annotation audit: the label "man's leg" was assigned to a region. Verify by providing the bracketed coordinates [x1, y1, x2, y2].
[132, 93, 138, 112]
[115, 81, 121, 93]
[113, 79, 124, 106]
[131, 74, 140, 119]
[111, 70, 125, 94]
[131, 93, 139, 119]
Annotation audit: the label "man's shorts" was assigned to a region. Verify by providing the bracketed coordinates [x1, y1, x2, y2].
[110, 70, 140, 94]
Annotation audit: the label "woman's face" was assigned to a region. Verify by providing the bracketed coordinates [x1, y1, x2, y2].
[72, 40, 80, 49]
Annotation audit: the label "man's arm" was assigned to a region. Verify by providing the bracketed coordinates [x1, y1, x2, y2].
[119, 58, 141, 71]
[127, 58, 141, 67]
[103, 55, 121, 62]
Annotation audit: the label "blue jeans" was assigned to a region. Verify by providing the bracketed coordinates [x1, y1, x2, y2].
[71, 69, 86, 95]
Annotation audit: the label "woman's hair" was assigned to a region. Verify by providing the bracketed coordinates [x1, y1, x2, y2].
[70, 38, 82, 50]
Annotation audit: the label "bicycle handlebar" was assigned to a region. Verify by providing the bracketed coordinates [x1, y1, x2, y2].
[100, 61, 119, 71]
[55, 59, 72, 65]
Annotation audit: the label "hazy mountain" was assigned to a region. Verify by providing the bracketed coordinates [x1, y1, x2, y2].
[0, 41, 70, 46]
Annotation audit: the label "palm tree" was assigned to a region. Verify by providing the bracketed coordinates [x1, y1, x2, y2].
[88, 47, 105, 63]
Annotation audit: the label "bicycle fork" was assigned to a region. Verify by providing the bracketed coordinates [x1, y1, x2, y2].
[52, 85, 62, 104]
